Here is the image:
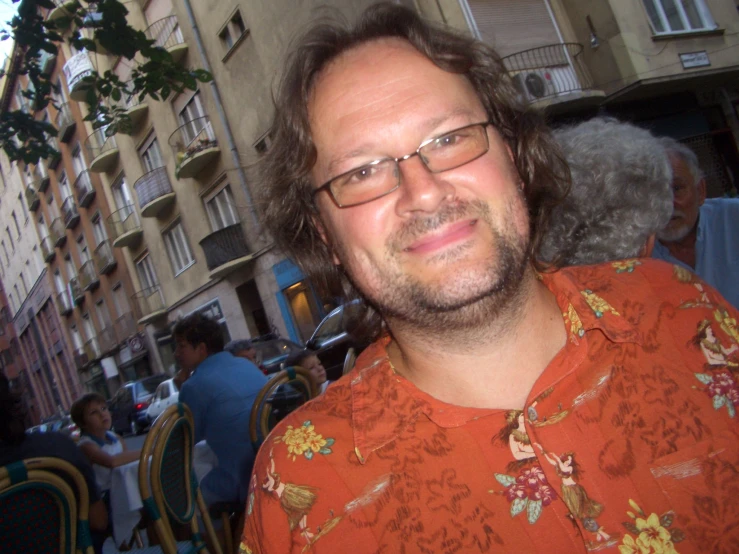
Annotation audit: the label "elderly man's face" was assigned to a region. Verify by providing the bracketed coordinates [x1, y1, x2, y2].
[658, 155, 706, 242]
[308, 39, 529, 328]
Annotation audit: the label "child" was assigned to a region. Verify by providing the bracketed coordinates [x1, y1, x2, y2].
[71, 393, 141, 553]
[287, 351, 330, 394]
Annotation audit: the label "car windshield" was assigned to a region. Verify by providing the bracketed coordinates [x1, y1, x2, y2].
[135, 376, 165, 397]
[255, 340, 299, 365]
[313, 308, 344, 341]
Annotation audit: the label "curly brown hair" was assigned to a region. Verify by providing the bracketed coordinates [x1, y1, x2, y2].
[257, 2, 570, 341]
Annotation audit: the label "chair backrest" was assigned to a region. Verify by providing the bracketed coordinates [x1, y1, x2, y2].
[343, 347, 357, 375]
[0, 457, 94, 554]
[249, 365, 316, 450]
[138, 403, 222, 554]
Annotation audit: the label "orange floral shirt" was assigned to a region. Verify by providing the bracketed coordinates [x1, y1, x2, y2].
[240, 260, 739, 554]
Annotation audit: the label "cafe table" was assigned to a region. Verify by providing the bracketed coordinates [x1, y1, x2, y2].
[109, 440, 216, 546]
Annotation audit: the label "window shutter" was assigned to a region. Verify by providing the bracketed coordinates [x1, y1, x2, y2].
[467, 0, 560, 57]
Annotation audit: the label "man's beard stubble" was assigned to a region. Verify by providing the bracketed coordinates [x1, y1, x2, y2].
[657, 211, 692, 243]
[336, 195, 531, 337]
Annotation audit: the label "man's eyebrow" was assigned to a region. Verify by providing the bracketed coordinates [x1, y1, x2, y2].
[324, 108, 484, 177]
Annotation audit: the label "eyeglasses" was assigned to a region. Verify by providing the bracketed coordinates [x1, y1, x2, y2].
[313, 121, 492, 208]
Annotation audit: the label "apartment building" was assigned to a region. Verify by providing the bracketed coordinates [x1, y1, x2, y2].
[430, 0, 739, 195]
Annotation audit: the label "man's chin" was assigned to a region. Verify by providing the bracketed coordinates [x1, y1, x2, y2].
[658, 222, 691, 243]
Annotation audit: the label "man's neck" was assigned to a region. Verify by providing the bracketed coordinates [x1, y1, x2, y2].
[385, 268, 566, 410]
[665, 224, 698, 269]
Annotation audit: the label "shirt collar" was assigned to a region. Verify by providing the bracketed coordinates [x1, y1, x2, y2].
[348, 264, 643, 464]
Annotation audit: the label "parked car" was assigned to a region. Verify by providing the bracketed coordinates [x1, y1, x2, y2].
[306, 300, 364, 381]
[253, 338, 303, 375]
[146, 379, 179, 424]
[109, 374, 168, 436]
[26, 415, 80, 441]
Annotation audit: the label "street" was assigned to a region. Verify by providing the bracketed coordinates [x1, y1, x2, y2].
[121, 430, 148, 451]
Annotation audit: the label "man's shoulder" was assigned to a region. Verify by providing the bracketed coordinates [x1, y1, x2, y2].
[701, 197, 739, 232]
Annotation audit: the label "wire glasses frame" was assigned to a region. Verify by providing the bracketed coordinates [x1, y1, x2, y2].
[312, 121, 493, 208]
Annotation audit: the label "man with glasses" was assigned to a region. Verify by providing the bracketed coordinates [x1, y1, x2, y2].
[241, 4, 739, 553]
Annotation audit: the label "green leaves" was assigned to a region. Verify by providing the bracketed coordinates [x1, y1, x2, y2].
[1, 0, 212, 164]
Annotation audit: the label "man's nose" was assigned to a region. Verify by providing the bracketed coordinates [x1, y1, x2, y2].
[394, 156, 455, 216]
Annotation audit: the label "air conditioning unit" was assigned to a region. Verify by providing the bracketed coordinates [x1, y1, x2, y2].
[512, 70, 557, 103]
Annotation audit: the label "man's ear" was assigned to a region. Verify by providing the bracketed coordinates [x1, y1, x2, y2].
[312, 215, 341, 266]
[697, 177, 707, 206]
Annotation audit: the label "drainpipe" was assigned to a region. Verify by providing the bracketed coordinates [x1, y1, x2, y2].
[180, 0, 261, 238]
[542, 0, 575, 75]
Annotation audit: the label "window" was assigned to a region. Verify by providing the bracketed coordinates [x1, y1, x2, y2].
[1, 240, 9, 264]
[91, 212, 107, 246]
[8, 291, 15, 314]
[65, 256, 76, 279]
[11, 212, 21, 238]
[95, 299, 112, 330]
[77, 235, 90, 264]
[6, 227, 14, 252]
[54, 270, 65, 294]
[175, 91, 213, 145]
[48, 195, 60, 220]
[13, 285, 21, 306]
[18, 193, 29, 222]
[162, 221, 195, 275]
[71, 144, 87, 178]
[219, 9, 248, 51]
[58, 171, 72, 200]
[642, 0, 716, 34]
[19, 273, 28, 297]
[70, 325, 83, 350]
[111, 174, 134, 210]
[112, 282, 129, 317]
[205, 185, 238, 230]
[139, 135, 164, 173]
[38, 216, 49, 239]
[136, 253, 159, 291]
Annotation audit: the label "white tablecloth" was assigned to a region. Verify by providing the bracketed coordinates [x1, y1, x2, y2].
[109, 441, 216, 546]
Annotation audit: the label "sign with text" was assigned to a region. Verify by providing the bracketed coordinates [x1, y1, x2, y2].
[680, 51, 710, 69]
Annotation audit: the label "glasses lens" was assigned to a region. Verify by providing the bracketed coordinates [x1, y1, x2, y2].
[331, 159, 398, 207]
[422, 124, 488, 173]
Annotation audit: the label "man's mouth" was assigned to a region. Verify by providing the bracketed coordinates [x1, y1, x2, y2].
[404, 219, 478, 254]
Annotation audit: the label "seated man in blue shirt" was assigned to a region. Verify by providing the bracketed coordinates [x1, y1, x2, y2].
[653, 137, 739, 308]
[174, 313, 268, 505]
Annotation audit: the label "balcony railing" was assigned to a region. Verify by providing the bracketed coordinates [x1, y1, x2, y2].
[33, 164, 50, 192]
[114, 311, 137, 343]
[119, 84, 148, 133]
[63, 50, 95, 102]
[61, 196, 80, 229]
[503, 43, 595, 105]
[69, 277, 85, 305]
[40, 235, 56, 262]
[169, 116, 219, 179]
[47, 0, 77, 24]
[25, 185, 40, 212]
[85, 127, 119, 173]
[132, 285, 167, 325]
[51, 217, 66, 247]
[144, 16, 187, 63]
[55, 102, 76, 143]
[73, 170, 96, 208]
[79, 260, 100, 292]
[39, 49, 56, 75]
[199, 223, 253, 279]
[134, 166, 175, 217]
[93, 240, 116, 275]
[55, 290, 73, 316]
[107, 205, 143, 248]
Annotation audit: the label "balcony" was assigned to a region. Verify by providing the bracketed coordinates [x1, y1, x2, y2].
[79, 260, 100, 292]
[55, 102, 76, 143]
[69, 277, 85, 305]
[39, 49, 56, 75]
[33, 164, 50, 192]
[98, 326, 117, 354]
[25, 185, 40, 212]
[503, 43, 603, 110]
[107, 205, 143, 248]
[132, 285, 168, 325]
[73, 170, 96, 208]
[169, 117, 219, 179]
[63, 51, 94, 102]
[120, 88, 148, 134]
[50, 217, 66, 247]
[76, 337, 101, 367]
[40, 235, 56, 263]
[61, 196, 80, 229]
[145, 16, 188, 64]
[199, 223, 254, 280]
[46, 0, 76, 25]
[93, 240, 117, 275]
[85, 128, 119, 173]
[47, 137, 61, 169]
[55, 290, 73, 316]
[114, 311, 137, 343]
[134, 166, 175, 217]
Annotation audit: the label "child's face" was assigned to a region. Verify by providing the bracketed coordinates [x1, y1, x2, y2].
[303, 355, 327, 385]
[82, 401, 112, 435]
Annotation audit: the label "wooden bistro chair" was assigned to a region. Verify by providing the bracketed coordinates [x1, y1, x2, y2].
[137, 403, 223, 554]
[0, 457, 94, 554]
[249, 365, 317, 452]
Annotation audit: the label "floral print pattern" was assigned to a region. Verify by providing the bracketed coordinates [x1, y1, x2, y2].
[620, 500, 684, 554]
[581, 289, 620, 318]
[566, 303, 585, 338]
[493, 465, 556, 524]
[694, 371, 739, 417]
[274, 420, 335, 461]
[612, 260, 641, 273]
